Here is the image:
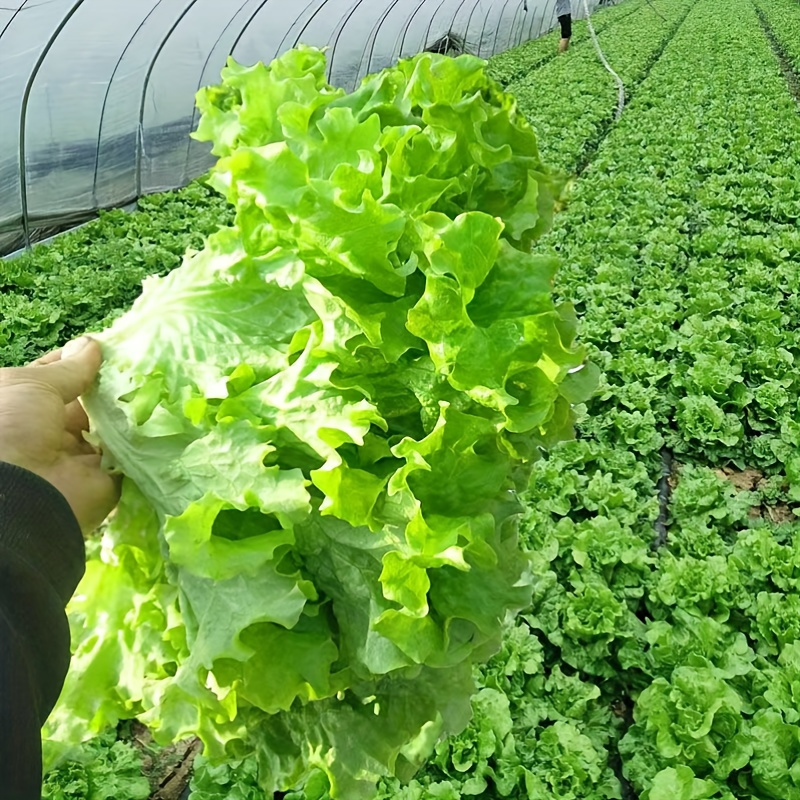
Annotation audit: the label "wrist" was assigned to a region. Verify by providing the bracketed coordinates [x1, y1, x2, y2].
[0, 461, 86, 603]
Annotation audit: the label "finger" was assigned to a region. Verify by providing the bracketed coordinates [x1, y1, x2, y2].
[62, 431, 79, 455]
[65, 399, 90, 438]
[72, 456, 122, 532]
[31, 348, 64, 367]
[61, 431, 96, 457]
[75, 452, 103, 468]
[30, 337, 103, 403]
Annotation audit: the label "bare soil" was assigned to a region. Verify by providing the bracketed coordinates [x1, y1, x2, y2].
[713, 466, 797, 523]
[713, 466, 764, 492]
[125, 722, 202, 800]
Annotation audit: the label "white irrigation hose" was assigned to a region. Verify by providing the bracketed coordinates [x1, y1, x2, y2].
[582, 0, 626, 119]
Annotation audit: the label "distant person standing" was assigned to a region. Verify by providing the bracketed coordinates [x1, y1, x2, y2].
[557, 0, 572, 52]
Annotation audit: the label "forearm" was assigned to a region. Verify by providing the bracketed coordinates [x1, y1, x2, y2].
[0, 462, 85, 799]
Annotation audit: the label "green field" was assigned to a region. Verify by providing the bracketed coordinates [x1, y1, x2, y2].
[11, 0, 800, 796]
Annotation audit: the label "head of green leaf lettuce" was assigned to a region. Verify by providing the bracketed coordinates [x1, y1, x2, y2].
[51, 45, 595, 798]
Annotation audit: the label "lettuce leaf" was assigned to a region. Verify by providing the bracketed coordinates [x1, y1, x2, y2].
[45, 46, 590, 797]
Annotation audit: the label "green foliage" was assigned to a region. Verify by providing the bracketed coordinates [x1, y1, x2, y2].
[374, 619, 622, 800]
[44, 46, 589, 798]
[486, 0, 646, 87]
[505, 0, 694, 172]
[755, 0, 800, 76]
[41, 732, 149, 800]
[29, 0, 800, 796]
[189, 755, 264, 800]
[467, 0, 800, 797]
[0, 182, 232, 366]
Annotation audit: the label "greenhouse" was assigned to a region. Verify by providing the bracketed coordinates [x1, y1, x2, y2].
[0, 0, 604, 255]
[1, 0, 800, 798]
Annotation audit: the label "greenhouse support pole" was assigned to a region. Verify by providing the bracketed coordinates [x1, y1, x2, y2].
[93, 0, 168, 208]
[182, 0, 253, 182]
[136, 0, 203, 200]
[280, 0, 332, 61]
[421, 0, 450, 55]
[514, 0, 529, 48]
[0, 0, 31, 45]
[448, 0, 474, 38]
[528, 0, 543, 40]
[327, 0, 372, 89]
[18, 0, 87, 249]
[535, 0, 559, 47]
[491, 0, 518, 57]
[441, 0, 473, 55]
[462, 0, 484, 54]
[231, 0, 280, 55]
[397, 0, 431, 61]
[360, 0, 406, 84]
[476, 5, 494, 58]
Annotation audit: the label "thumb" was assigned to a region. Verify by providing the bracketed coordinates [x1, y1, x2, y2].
[33, 337, 103, 402]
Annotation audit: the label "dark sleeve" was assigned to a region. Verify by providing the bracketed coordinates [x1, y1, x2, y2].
[0, 462, 85, 800]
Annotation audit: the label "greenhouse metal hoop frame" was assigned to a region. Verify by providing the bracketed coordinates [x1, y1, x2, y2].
[1, 0, 591, 253]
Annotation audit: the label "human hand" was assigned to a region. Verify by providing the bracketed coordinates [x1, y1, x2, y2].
[0, 337, 119, 532]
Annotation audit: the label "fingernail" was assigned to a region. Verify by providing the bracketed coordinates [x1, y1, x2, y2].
[63, 337, 90, 358]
